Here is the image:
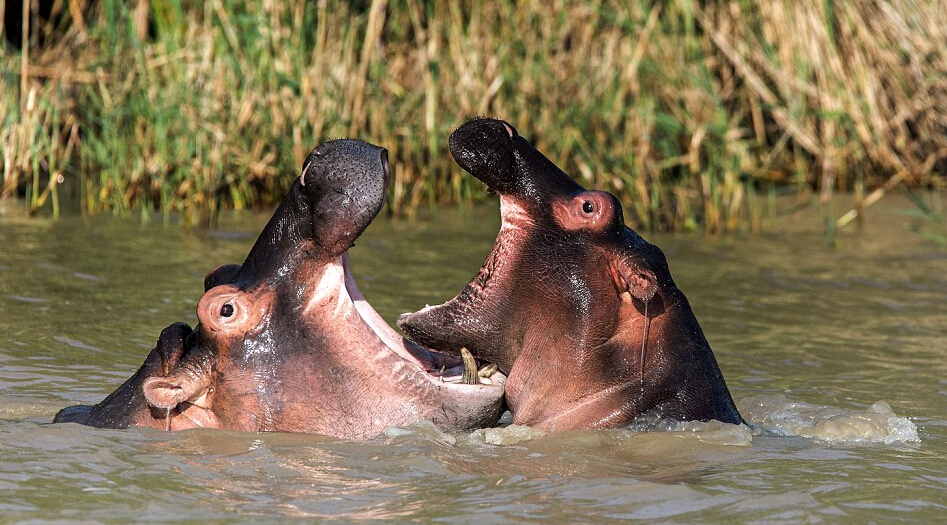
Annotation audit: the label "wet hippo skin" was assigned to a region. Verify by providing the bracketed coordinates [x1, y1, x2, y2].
[55, 139, 506, 439]
[398, 118, 743, 430]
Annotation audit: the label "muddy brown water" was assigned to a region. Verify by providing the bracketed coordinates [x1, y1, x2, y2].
[0, 195, 944, 523]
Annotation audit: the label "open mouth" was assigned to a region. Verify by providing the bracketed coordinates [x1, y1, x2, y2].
[340, 254, 503, 387]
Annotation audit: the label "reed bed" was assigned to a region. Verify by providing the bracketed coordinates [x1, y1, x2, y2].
[1, 0, 945, 231]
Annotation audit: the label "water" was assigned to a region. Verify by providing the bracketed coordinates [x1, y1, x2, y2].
[1, 195, 945, 523]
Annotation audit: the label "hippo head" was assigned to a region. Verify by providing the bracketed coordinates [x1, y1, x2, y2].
[56, 139, 506, 439]
[398, 119, 742, 430]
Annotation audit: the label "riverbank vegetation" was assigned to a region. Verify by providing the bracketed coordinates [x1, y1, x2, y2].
[1, 0, 945, 231]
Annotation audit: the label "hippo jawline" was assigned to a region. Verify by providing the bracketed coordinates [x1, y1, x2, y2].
[338, 253, 503, 388]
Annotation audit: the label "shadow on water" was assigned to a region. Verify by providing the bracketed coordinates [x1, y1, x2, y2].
[1, 193, 946, 522]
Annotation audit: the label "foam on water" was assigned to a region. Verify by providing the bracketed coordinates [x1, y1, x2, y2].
[666, 420, 756, 446]
[449, 419, 754, 448]
[467, 424, 548, 446]
[382, 395, 918, 450]
[737, 394, 920, 444]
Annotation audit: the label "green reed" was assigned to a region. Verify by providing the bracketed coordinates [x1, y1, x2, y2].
[1, 0, 945, 231]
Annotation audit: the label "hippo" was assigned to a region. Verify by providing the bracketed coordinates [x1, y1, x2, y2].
[54, 139, 506, 439]
[398, 118, 743, 431]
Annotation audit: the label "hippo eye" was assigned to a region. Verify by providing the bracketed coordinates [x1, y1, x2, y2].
[220, 303, 234, 318]
[582, 201, 594, 214]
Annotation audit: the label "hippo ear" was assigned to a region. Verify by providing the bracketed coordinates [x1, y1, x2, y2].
[153, 322, 193, 376]
[611, 259, 658, 302]
[142, 344, 214, 411]
[143, 377, 202, 410]
[204, 264, 242, 291]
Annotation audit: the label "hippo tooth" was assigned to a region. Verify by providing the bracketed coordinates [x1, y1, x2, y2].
[460, 348, 480, 385]
[478, 363, 499, 379]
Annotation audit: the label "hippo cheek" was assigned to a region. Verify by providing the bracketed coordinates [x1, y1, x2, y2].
[548, 190, 661, 304]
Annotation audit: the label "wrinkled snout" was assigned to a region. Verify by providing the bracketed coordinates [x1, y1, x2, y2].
[300, 139, 390, 257]
[449, 118, 583, 202]
[449, 118, 520, 194]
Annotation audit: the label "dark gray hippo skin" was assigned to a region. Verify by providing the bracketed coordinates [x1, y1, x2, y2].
[55, 139, 506, 439]
[398, 118, 743, 431]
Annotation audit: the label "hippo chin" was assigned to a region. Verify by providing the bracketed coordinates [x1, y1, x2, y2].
[55, 139, 506, 439]
[398, 118, 742, 431]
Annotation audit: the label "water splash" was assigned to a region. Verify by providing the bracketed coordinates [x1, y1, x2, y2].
[737, 394, 920, 444]
[666, 420, 755, 447]
[467, 424, 548, 446]
[461, 420, 755, 448]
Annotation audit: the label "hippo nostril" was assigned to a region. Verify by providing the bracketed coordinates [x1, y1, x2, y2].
[380, 149, 390, 187]
[220, 303, 234, 318]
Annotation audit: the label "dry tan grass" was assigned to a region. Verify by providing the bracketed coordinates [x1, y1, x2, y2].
[2, 0, 945, 230]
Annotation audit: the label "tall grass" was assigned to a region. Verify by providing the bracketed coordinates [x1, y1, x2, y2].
[1, 0, 945, 231]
